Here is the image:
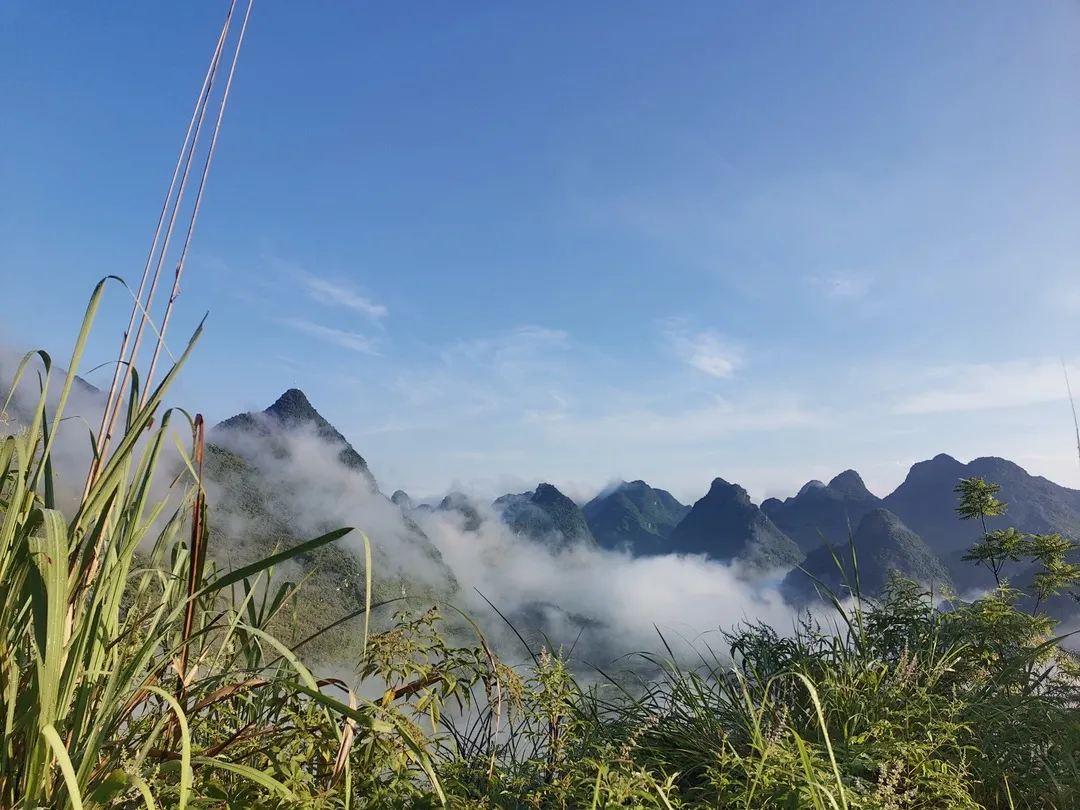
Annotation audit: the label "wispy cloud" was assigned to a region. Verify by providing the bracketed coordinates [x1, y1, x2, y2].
[894, 358, 1076, 415]
[809, 272, 872, 301]
[298, 273, 388, 321]
[540, 395, 824, 446]
[281, 318, 381, 356]
[663, 325, 743, 378]
[444, 326, 571, 383]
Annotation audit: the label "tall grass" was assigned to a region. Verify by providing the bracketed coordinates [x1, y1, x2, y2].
[0, 283, 462, 808]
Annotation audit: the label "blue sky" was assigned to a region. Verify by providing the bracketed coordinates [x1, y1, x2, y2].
[3, 1, 1080, 504]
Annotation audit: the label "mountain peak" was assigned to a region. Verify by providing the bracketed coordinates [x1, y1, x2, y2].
[533, 482, 569, 503]
[857, 507, 907, 536]
[266, 388, 318, 421]
[931, 453, 959, 464]
[211, 387, 377, 491]
[439, 491, 474, 510]
[707, 477, 753, 505]
[900, 453, 966, 487]
[582, 480, 689, 554]
[496, 484, 597, 550]
[761, 470, 882, 553]
[391, 490, 413, 509]
[828, 470, 874, 499]
[438, 492, 483, 531]
[668, 479, 802, 570]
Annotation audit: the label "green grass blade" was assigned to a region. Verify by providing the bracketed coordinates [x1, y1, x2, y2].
[191, 758, 299, 802]
[143, 686, 192, 810]
[41, 724, 85, 810]
[200, 527, 353, 598]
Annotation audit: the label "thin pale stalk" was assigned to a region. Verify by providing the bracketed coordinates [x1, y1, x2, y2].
[85, 1, 234, 498]
[143, 0, 254, 398]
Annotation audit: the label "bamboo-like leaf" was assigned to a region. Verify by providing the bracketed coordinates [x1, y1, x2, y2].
[190, 757, 298, 802]
[359, 529, 372, 655]
[30, 509, 71, 730]
[143, 686, 192, 810]
[41, 724, 85, 810]
[43, 277, 115, 466]
[40, 391, 55, 510]
[127, 772, 157, 810]
[88, 768, 129, 805]
[230, 623, 319, 691]
[200, 527, 353, 598]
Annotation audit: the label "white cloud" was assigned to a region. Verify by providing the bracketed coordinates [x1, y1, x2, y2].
[895, 358, 1077, 415]
[811, 272, 872, 301]
[664, 326, 743, 378]
[281, 318, 381, 355]
[299, 273, 388, 321]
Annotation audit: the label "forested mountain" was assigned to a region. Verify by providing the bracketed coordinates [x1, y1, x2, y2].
[667, 478, 804, 572]
[204, 389, 459, 660]
[494, 483, 598, 551]
[761, 470, 881, 553]
[881, 454, 1080, 592]
[437, 491, 484, 532]
[215, 388, 377, 490]
[782, 508, 953, 605]
[582, 480, 690, 554]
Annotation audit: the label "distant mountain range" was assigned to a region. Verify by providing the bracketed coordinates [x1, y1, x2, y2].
[575, 455, 1080, 606]
[219, 390, 1080, 609]
[23, 374, 1076, 645]
[6, 368, 1080, 657]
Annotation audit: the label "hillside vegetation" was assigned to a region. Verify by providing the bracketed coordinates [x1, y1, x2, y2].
[6, 287, 1080, 809]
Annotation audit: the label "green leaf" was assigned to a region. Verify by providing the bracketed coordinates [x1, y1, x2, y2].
[190, 758, 298, 802]
[41, 724, 85, 810]
[200, 527, 353, 598]
[29, 508, 71, 729]
[88, 768, 129, 805]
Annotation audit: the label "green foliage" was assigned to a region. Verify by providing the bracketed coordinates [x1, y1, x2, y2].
[958, 477, 1080, 609]
[956, 477, 1008, 524]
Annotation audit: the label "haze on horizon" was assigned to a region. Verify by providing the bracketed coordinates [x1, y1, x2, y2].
[3, 1, 1080, 505]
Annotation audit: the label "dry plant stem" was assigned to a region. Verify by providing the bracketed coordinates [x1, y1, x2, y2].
[1063, 359, 1080, 470]
[178, 413, 207, 696]
[79, 4, 243, 606]
[83, 3, 235, 501]
[143, 0, 255, 402]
